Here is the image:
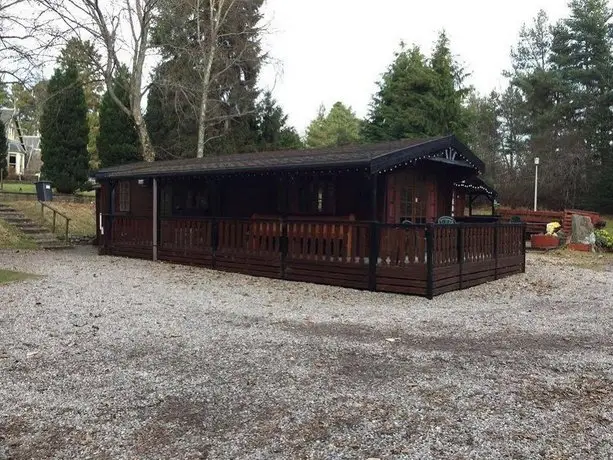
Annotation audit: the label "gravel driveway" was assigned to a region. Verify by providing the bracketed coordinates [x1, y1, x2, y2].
[0, 247, 612, 459]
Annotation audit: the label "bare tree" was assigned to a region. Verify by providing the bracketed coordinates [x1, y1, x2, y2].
[0, 0, 49, 85]
[35, 0, 159, 161]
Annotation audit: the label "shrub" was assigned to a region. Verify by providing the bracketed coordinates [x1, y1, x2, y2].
[595, 229, 613, 250]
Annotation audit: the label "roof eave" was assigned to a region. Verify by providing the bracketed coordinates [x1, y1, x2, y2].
[94, 161, 371, 181]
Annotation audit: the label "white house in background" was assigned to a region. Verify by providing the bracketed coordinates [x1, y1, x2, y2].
[1, 107, 42, 178]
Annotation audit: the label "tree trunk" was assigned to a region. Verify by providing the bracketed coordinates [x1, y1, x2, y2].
[134, 110, 155, 162]
[196, 54, 215, 159]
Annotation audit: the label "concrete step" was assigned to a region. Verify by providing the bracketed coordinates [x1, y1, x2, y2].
[19, 227, 50, 235]
[0, 214, 27, 221]
[41, 243, 73, 250]
[31, 235, 63, 242]
[0, 206, 71, 249]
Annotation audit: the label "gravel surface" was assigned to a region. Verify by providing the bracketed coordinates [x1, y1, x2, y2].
[0, 247, 612, 459]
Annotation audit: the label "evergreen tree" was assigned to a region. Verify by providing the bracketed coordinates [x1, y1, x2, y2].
[305, 102, 361, 148]
[0, 118, 7, 178]
[363, 46, 437, 141]
[430, 31, 471, 140]
[97, 67, 140, 168]
[58, 38, 104, 170]
[147, 0, 265, 158]
[363, 37, 469, 142]
[465, 92, 501, 187]
[40, 64, 90, 194]
[550, 0, 613, 211]
[256, 91, 302, 150]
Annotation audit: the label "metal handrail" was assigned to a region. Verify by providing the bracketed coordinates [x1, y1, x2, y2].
[39, 201, 71, 243]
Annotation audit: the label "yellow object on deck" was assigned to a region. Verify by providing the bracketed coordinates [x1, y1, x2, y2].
[546, 222, 561, 235]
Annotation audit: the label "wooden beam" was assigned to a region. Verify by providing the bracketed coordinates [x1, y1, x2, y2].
[152, 178, 158, 262]
[371, 174, 378, 221]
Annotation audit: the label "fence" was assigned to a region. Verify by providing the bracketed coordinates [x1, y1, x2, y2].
[100, 216, 526, 298]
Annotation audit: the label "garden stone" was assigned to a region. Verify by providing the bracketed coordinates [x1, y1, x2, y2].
[571, 215, 595, 244]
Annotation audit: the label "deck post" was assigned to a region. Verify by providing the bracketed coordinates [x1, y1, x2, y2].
[152, 178, 158, 261]
[426, 223, 434, 299]
[493, 223, 499, 279]
[280, 217, 288, 279]
[369, 173, 380, 291]
[368, 222, 379, 291]
[521, 223, 527, 273]
[211, 217, 219, 269]
[107, 181, 115, 253]
[457, 223, 464, 289]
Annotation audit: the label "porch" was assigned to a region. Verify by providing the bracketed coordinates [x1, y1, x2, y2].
[100, 215, 525, 298]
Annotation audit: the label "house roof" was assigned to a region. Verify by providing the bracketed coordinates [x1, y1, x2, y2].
[8, 140, 24, 154]
[1, 107, 15, 125]
[95, 135, 486, 180]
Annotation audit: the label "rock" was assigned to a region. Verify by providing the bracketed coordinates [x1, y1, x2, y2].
[571, 215, 595, 244]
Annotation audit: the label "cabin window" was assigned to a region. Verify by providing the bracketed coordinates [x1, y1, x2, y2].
[118, 181, 130, 213]
[399, 183, 426, 224]
[171, 185, 210, 216]
[298, 179, 335, 215]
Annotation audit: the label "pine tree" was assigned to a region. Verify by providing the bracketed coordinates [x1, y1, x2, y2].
[147, 0, 265, 157]
[363, 46, 436, 141]
[305, 102, 361, 148]
[40, 64, 90, 194]
[465, 92, 501, 187]
[550, 0, 613, 211]
[430, 31, 470, 140]
[97, 67, 140, 168]
[363, 37, 469, 143]
[256, 91, 302, 150]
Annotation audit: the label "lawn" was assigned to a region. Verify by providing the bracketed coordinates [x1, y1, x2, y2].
[9, 201, 96, 238]
[0, 182, 36, 194]
[0, 268, 34, 284]
[0, 219, 38, 249]
[0, 181, 95, 197]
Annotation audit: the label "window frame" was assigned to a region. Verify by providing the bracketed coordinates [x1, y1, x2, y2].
[118, 181, 131, 213]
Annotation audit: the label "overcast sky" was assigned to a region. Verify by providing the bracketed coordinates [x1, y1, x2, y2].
[259, 0, 570, 134]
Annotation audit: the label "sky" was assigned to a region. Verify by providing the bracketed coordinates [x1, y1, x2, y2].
[259, 0, 570, 135]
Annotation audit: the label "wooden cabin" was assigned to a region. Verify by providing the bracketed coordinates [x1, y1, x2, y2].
[95, 135, 525, 298]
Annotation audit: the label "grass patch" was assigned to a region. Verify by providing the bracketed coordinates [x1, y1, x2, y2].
[0, 181, 94, 197]
[0, 268, 34, 285]
[9, 201, 96, 238]
[0, 219, 38, 249]
[0, 182, 36, 194]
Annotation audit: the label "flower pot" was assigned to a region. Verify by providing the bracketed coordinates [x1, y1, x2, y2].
[568, 242, 592, 252]
[530, 234, 560, 250]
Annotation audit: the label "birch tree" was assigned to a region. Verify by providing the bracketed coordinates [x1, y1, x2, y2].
[153, 0, 264, 158]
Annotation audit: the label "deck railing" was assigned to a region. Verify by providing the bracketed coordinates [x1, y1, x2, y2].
[100, 215, 525, 298]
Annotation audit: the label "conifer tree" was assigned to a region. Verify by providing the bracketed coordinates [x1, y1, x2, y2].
[97, 67, 140, 168]
[40, 64, 89, 194]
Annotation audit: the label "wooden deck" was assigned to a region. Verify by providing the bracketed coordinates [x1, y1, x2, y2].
[100, 216, 525, 298]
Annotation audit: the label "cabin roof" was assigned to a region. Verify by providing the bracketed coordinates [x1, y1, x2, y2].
[95, 134, 485, 180]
